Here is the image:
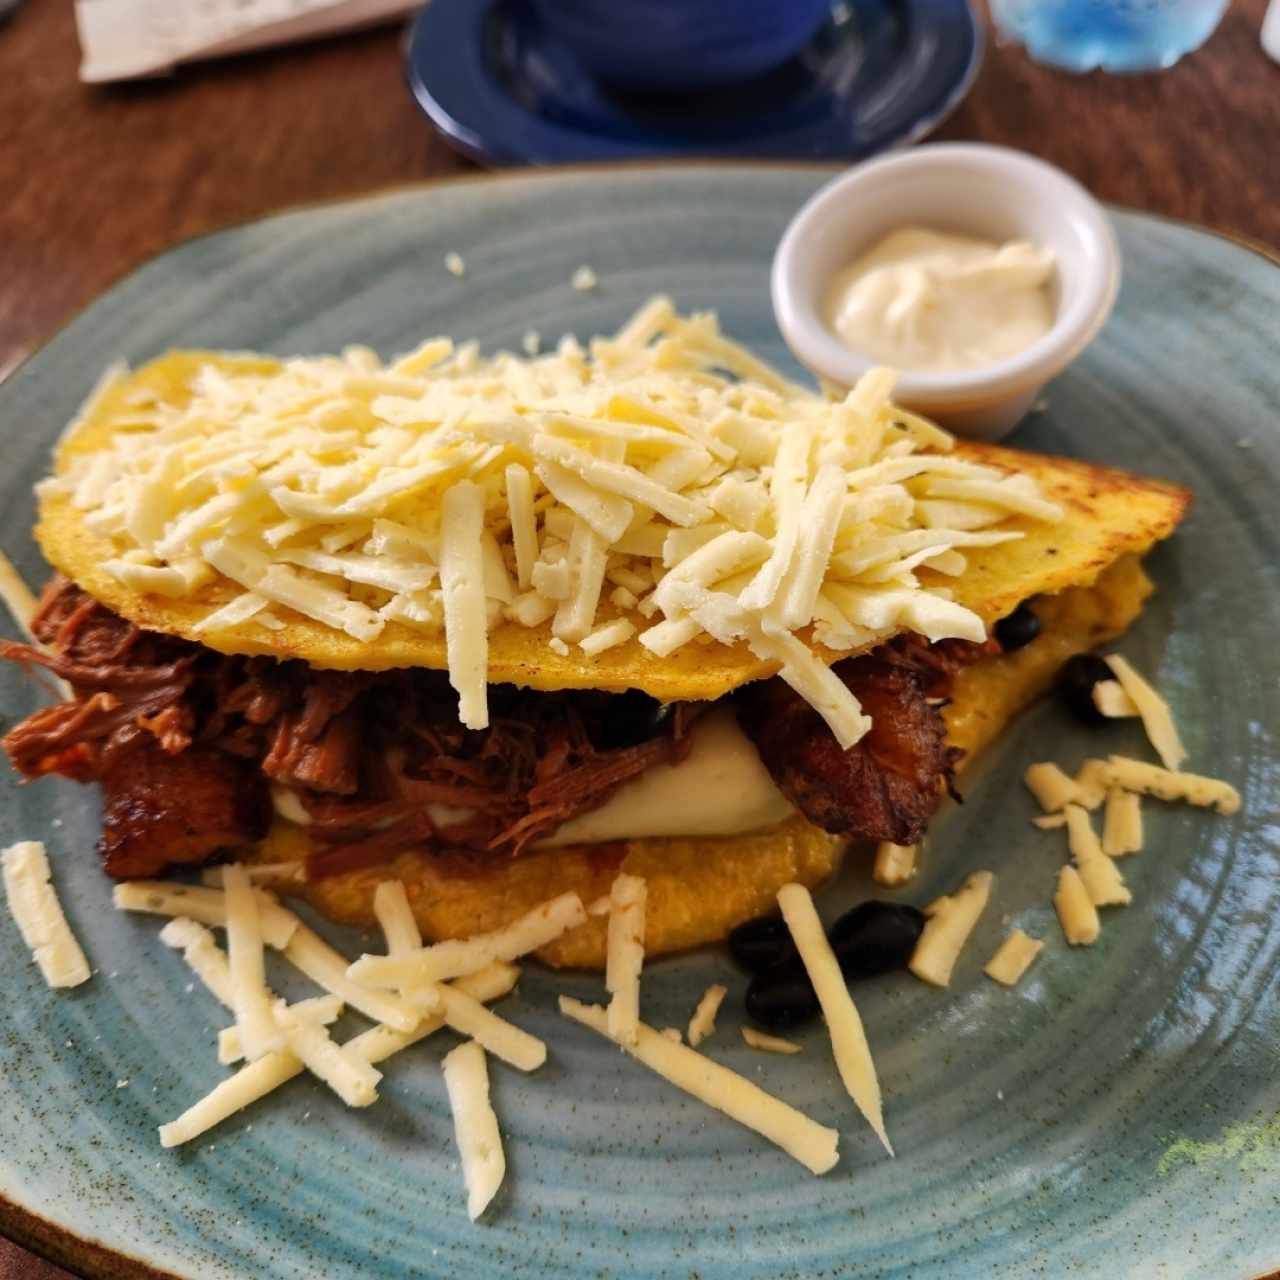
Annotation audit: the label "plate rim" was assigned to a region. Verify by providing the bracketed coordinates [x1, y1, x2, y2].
[0, 162, 1277, 1280]
[401, 0, 985, 167]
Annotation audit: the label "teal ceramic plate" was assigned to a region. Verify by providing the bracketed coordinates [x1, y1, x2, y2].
[1, 168, 1278, 1280]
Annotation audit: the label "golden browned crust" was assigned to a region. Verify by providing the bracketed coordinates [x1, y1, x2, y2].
[38, 355, 1190, 700]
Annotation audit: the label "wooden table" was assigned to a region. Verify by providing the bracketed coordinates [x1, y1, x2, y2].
[0, 1, 1276, 1275]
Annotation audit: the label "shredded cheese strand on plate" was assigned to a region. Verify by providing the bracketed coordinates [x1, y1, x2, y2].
[1, 841, 90, 989]
[559, 997, 838, 1176]
[52, 299, 1062, 741]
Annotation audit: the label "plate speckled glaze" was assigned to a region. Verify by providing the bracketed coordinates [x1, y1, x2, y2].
[1, 168, 1278, 1280]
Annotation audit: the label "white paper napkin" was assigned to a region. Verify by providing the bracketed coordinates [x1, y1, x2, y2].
[74, 0, 421, 83]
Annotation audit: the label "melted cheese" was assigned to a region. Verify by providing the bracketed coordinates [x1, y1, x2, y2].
[541, 711, 793, 847]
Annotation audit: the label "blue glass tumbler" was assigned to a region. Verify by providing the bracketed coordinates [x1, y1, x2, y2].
[990, 0, 1230, 72]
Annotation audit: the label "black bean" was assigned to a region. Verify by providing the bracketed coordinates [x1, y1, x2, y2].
[745, 966, 820, 1032]
[994, 602, 1042, 652]
[593, 690, 674, 749]
[827, 901, 926, 979]
[1056, 653, 1115, 725]
[727, 914, 799, 975]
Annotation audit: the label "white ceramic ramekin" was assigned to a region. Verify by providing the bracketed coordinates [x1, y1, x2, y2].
[771, 144, 1121, 440]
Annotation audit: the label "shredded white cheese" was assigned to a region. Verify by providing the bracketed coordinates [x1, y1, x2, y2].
[442, 1040, 507, 1221]
[741, 1027, 802, 1055]
[159, 963, 518, 1147]
[53, 300, 1061, 744]
[1092, 679, 1139, 718]
[1063, 804, 1131, 907]
[445, 252, 466, 278]
[777, 883, 892, 1155]
[1, 841, 90, 989]
[273, 998, 381, 1107]
[159, 916, 234, 1008]
[984, 930, 1043, 987]
[219, 994, 342, 1065]
[431, 982, 546, 1072]
[1073, 758, 1111, 810]
[872, 841, 917, 887]
[1102, 788, 1144, 857]
[1054, 865, 1100, 945]
[605, 874, 646, 1047]
[113, 880, 298, 950]
[223, 865, 285, 1062]
[373, 880, 422, 956]
[282, 921, 423, 1031]
[1024, 762, 1081, 813]
[349, 892, 587, 989]
[909, 870, 994, 988]
[559, 997, 838, 1176]
[1097, 756, 1240, 814]
[1103, 654, 1187, 770]
[686, 983, 727, 1048]
[0, 549, 40, 643]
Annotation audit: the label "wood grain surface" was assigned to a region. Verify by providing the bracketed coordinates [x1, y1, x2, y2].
[0, 1, 1276, 1276]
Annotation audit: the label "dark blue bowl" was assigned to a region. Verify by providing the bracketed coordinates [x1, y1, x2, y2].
[527, 0, 834, 90]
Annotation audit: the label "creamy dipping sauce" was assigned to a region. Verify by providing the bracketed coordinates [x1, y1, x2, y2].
[825, 227, 1057, 372]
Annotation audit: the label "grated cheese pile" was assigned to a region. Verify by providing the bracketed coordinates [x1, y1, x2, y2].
[47, 297, 1062, 741]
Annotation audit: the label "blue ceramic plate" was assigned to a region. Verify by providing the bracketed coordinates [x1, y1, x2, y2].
[1, 168, 1278, 1280]
[405, 0, 982, 164]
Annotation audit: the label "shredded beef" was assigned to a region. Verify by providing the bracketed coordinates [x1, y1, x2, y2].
[98, 739, 272, 878]
[1, 578, 695, 879]
[735, 635, 994, 847]
[1, 577, 1000, 882]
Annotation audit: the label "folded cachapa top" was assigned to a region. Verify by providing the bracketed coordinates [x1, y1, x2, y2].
[5, 299, 1190, 965]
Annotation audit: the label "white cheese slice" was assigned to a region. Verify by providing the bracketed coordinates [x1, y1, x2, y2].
[1054, 865, 1100, 945]
[1102, 788, 1144, 857]
[1092, 679, 1139, 718]
[159, 963, 519, 1148]
[349, 892, 587, 989]
[442, 1040, 507, 1221]
[909, 870, 994, 988]
[223, 865, 285, 1062]
[605, 874, 646, 1047]
[559, 997, 838, 1176]
[1063, 804, 1131, 907]
[114, 880, 298, 950]
[1097, 756, 1240, 815]
[984, 930, 1044, 987]
[1103, 654, 1187, 771]
[540, 711, 793, 847]
[741, 1027, 802, 1055]
[1, 841, 91, 989]
[777, 882, 892, 1156]
[686, 984, 727, 1048]
[872, 841, 917, 887]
